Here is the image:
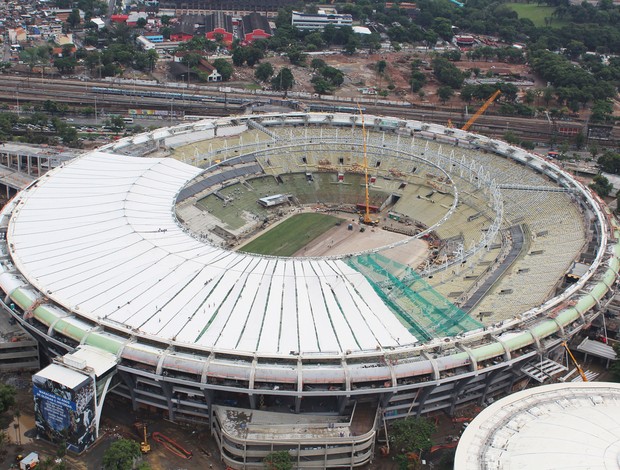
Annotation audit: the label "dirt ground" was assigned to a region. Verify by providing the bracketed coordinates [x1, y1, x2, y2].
[293, 212, 428, 268]
[163, 48, 535, 110]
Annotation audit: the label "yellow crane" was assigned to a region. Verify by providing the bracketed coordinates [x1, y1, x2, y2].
[136, 422, 151, 453]
[462, 90, 501, 131]
[358, 103, 378, 226]
[562, 341, 588, 382]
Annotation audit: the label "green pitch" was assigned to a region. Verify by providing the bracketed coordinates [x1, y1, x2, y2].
[505, 3, 567, 28]
[240, 212, 343, 256]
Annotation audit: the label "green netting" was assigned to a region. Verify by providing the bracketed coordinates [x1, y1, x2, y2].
[346, 253, 482, 341]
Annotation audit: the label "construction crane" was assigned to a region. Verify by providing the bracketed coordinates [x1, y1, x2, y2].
[462, 90, 501, 132]
[135, 422, 151, 453]
[357, 103, 379, 226]
[562, 341, 588, 382]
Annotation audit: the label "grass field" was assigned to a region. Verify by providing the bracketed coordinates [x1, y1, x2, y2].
[505, 3, 567, 28]
[240, 213, 343, 256]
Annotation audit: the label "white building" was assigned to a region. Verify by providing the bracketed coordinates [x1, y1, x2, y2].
[291, 10, 353, 30]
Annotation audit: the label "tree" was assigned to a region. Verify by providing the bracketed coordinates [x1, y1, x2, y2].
[54, 57, 77, 74]
[106, 116, 126, 134]
[254, 62, 274, 82]
[311, 76, 334, 94]
[286, 47, 306, 66]
[232, 47, 248, 66]
[0, 384, 16, 414]
[390, 417, 436, 455]
[136, 17, 147, 29]
[245, 47, 264, 67]
[102, 439, 141, 470]
[212, 58, 233, 81]
[263, 451, 293, 470]
[432, 57, 464, 89]
[590, 174, 613, 197]
[438, 86, 454, 103]
[598, 151, 620, 174]
[67, 8, 81, 29]
[376, 59, 387, 89]
[343, 36, 359, 55]
[271, 68, 294, 96]
[310, 58, 326, 71]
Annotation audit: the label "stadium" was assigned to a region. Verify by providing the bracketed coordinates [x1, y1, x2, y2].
[0, 112, 618, 468]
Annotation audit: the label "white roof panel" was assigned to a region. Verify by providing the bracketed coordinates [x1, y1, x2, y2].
[35, 363, 88, 389]
[8, 151, 417, 355]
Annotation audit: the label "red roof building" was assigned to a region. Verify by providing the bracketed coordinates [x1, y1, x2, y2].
[110, 14, 129, 23]
[205, 12, 234, 47]
[240, 13, 272, 43]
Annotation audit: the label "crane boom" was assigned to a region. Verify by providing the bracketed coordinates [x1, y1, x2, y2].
[462, 90, 501, 131]
[562, 341, 588, 382]
[358, 103, 376, 225]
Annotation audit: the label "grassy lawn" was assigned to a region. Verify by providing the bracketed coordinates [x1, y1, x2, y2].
[505, 3, 568, 28]
[240, 212, 343, 256]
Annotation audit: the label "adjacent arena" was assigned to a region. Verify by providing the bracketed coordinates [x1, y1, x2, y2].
[1, 112, 618, 468]
[454, 382, 620, 469]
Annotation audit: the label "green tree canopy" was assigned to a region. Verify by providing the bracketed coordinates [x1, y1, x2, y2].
[590, 174, 613, 197]
[0, 384, 16, 414]
[102, 439, 141, 470]
[212, 58, 233, 81]
[255, 62, 274, 82]
[271, 68, 294, 95]
[389, 417, 436, 454]
[598, 151, 620, 174]
[263, 450, 293, 470]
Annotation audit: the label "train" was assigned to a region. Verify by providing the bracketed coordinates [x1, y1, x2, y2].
[308, 103, 366, 113]
[90, 86, 249, 105]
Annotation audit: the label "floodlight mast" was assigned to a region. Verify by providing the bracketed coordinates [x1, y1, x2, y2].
[358, 103, 375, 225]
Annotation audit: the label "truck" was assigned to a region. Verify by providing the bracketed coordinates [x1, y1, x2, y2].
[19, 452, 39, 470]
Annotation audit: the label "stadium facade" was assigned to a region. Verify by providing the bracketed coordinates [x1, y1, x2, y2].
[0, 113, 617, 468]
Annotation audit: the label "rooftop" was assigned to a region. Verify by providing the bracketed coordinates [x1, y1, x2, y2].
[454, 382, 620, 470]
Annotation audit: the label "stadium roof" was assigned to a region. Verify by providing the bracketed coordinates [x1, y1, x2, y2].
[454, 382, 620, 470]
[7, 152, 415, 355]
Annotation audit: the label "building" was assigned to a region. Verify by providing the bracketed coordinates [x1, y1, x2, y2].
[197, 58, 222, 81]
[205, 12, 234, 46]
[144, 34, 164, 43]
[454, 383, 620, 469]
[257, 193, 291, 207]
[169, 14, 205, 42]
[239, 12, 272, 43]
[0, 113, 617, 469]
[291, 10, 353, 30]
[136, 35, 156, 50]
[158, 0, 296, 16]
[454, 35, 475, 48]
[110, 14, 129, 23]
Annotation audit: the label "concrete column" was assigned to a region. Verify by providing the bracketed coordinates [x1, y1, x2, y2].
[118, 370, 139, 411]
[415, 385, 435, 417]
[160, 381, 175, 421]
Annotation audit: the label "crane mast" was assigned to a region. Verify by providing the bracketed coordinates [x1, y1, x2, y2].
[358, 104, 377, 225]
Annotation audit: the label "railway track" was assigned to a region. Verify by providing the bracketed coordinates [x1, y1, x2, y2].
[0, 75, 612, 145]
